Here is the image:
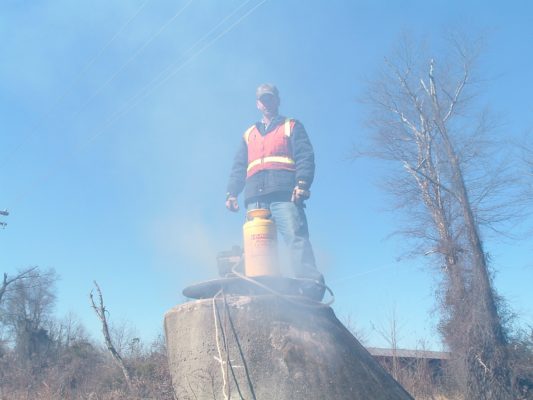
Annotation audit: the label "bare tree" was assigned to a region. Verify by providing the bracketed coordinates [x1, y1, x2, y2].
[89, 282, 177, 399]
[372, 308, 404, 381]
[1, 267, 58, 362]
[340, 312, 368, 344]
[508, 326, 533, 399]
[0, 267, 38, 306]
[359, 34, 518, 399]
[90, 281, 133, 389]
[0, 270, 175, 398]
[0, 267, 37, 351]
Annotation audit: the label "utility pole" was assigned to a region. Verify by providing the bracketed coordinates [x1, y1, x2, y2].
[0, 209, 8, 229]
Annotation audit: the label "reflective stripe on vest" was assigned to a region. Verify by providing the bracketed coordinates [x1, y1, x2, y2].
[246, 156, 295, 173]
[244, 118, 295, 178]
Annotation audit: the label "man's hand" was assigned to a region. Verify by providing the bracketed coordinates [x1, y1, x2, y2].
[291, 186, 311, 204]
[225, 196, 239, 212]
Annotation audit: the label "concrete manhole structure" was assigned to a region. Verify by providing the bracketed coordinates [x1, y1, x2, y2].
[165, 291, 413, 400]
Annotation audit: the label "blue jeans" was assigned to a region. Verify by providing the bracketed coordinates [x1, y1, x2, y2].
[247, 201, 323, 282]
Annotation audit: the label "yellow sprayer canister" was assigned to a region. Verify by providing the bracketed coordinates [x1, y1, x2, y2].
[243, 208, 280, 277]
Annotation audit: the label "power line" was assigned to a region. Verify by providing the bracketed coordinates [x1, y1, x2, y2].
[179, 0, 255, 59]
[9, 0, 268, 207]
[330, 261, 420, 286]
[1, 0, 151, 169]
[148, 0, 268, 92]
[71, 0, 268, 157]
[53, 0, 195, 133]
[4, 0, 194, 173]
[79, 0, 268, 144]
[82, 0, 264, 139]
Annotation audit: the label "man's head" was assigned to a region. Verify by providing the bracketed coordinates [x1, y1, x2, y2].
[256, 83, 280, 118]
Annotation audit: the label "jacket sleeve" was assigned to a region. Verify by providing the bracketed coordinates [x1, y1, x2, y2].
[226, 138, 248, 196]
[291, 120, 315, 187]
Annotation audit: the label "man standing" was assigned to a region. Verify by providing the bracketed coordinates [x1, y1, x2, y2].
[225, 83, 325, 300]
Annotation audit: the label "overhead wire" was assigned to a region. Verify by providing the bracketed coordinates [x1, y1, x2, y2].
[4, 0, 194, 176]
[75, 0, 269, 149]
[9, 0, 268, 207]
[142, 0, 269, 98]
[174, 0, 255, 59]
[0, 0, 151, 169]
[3, 0, 193, 179]
[77, 0, 256, 140]
[74, 0, 267, 144]
[329, 261, 419, 286]
[53, 0, 195, 131]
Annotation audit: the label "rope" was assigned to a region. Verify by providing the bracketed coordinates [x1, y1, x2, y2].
[212, 290, 229, 400]
[222, 293, 257, 400]
[220, 292, 246, 400]
[212, 290, 247, 400]
[230, 266, 335, 309]
[213, 262, 333, 399]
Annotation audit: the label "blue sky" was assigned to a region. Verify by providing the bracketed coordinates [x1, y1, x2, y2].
[1, 0, 532, 350]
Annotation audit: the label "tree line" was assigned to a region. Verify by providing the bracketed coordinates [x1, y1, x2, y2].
[0, 268, 175, 400]
[357, 33, 533, 399]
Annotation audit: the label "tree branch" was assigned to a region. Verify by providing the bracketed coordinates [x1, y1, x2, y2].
[90, 281, 132, 389]
[443, 64, 468, 122]
[403, 160, 456, 198]
[0, 267, 38, 305]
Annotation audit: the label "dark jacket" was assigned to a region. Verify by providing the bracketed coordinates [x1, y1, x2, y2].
[226, 115, 315, 205]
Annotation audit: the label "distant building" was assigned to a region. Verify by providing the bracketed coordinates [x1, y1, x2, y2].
[367, 347, 451, 397]
[367, 347, 450, 363]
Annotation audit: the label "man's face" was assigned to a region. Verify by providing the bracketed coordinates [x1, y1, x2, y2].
[257, 94, 279, 116]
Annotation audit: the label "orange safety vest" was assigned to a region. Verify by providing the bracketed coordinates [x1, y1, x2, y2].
[244, 118, 296, 178]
